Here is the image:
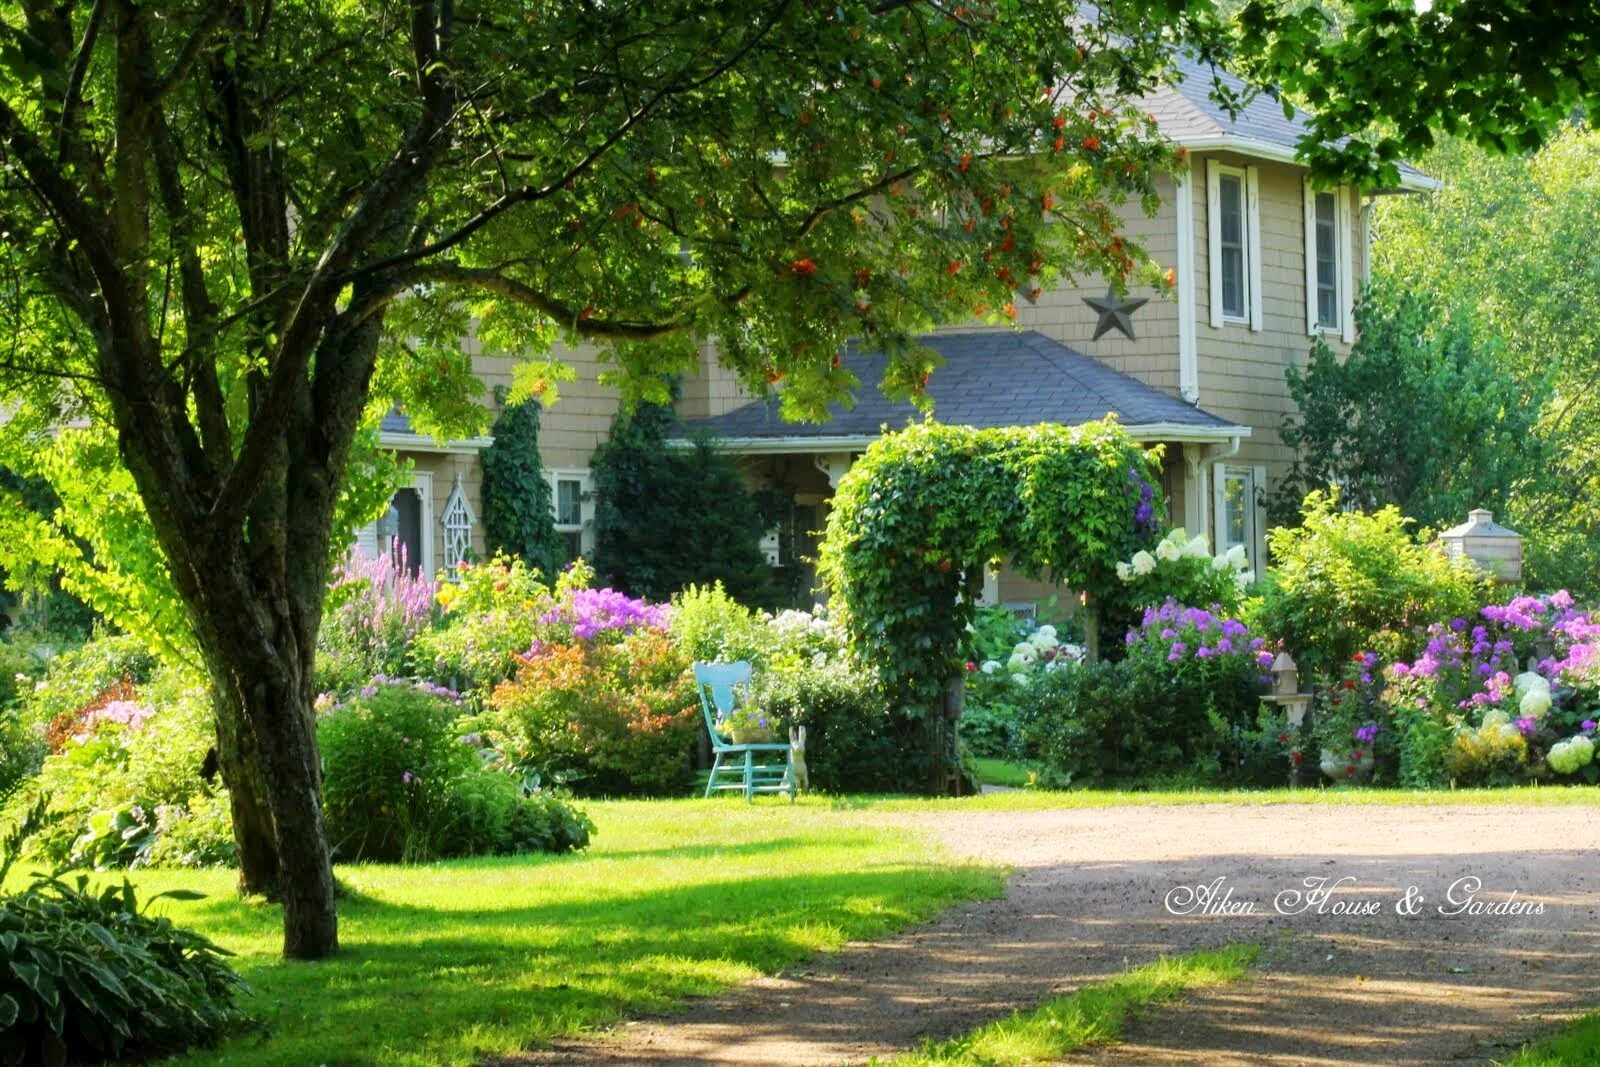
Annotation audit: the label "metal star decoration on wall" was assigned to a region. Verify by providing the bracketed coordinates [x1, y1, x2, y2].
[1083, 288, 1149, 341]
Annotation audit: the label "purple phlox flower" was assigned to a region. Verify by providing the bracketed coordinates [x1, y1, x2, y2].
[359, 684, 378, 699]
[1391, 662, 1411, 678]
[1217, 638, 1234, 654]
[1353, 723, 1379, 745]
[1359, 672, 1373, 685]
[1515, 716, 1539, 738]
[402, 770, 416, 784]
[1124, 631, 1138, 646]
[1168, 642, 1187, 661]
[1249, 637, 1265, 651]
[1550, 590, 1575, 611]
[542, 587, 669, 641]
[1160, 628, 1177, 640]
[1256, 651, 1275, 670]
[1582, 720, 1597, 733]
[1449, 617, 1469, 632]
[1221, 619, 1249, 640]
[1195, 646, 1215, 659]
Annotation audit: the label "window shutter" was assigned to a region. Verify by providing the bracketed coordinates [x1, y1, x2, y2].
[1302, 176, 1318, 337]
[1206, 161, 1224, 329]
[1245, 165, 1263, 332]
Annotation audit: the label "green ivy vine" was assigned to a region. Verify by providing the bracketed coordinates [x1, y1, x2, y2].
[819, 418, 1164, 786]
[480, 393, 565, 576]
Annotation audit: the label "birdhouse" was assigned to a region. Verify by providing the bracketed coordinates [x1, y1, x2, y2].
[1439, 509, 1523, 584]
[1270, 651, 1300, 696]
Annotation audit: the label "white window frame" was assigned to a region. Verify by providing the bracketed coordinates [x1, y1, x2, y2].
[1207, 160, 1261, 331]
[1211, 463, 1267, 571]
[1303, 180, 1356, 341]
[546, 468, 595, 560]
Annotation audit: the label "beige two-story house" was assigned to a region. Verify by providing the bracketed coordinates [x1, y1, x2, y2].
[363, 58, 1432, 606]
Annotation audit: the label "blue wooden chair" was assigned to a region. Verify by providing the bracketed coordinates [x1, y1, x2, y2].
[692, 661, 797, 802]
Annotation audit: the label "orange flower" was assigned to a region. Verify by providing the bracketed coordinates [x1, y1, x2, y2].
[1082, 134, 1100, 152]
[791, 258, 817, 276]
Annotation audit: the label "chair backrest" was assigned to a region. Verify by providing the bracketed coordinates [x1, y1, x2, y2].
[693, 660, 751, 748]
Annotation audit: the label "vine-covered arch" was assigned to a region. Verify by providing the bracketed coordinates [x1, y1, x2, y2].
[819, 418, 1164, 792]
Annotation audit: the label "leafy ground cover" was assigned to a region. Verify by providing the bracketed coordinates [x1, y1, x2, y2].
[88, 800, 997, 1066]
[873, 944, 1259, 1066]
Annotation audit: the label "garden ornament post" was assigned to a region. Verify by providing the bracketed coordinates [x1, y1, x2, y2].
[1264, 651, 1313, 786]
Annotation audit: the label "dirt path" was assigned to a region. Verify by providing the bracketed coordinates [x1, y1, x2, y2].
[507, 804, 1600, 1066]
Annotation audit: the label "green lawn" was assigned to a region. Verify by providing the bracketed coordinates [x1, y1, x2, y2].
[873, 943, 1259, 1066]
[106, 800, 1003, 1066]
[1500, 1014, 1600, 1066]
[971, 758, 1034, 788]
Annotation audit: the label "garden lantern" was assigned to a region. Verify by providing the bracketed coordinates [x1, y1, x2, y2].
[1439, 508, 1523, 584]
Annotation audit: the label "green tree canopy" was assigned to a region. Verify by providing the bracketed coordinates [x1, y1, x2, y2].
[0, 0, 1226, 957]
[1367, 127, 1600, 592]
[1272, 277, 1551, 540]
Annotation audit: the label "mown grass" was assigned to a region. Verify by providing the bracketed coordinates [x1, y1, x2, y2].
[971, 758, 1034, 788]
[1500, 1013, 1600, 1066]
[872, 943, 1260, 1066]
[96, 799, 1003, 1067]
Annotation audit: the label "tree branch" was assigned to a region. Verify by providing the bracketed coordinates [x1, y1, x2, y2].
[57, 0, 107, 160]
[347, 0, 794, 282]
[147, 1, 237, 108]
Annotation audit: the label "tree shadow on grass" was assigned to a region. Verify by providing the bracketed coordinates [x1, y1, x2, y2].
[163, 858, 1000, 1066]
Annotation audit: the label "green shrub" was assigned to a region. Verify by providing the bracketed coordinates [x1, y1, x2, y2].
[751, 658, 941, 794]
[318, 679, 590, 860]
[15, 668, 224, 869]
[670, 582, 776, 667]
[1257, 491, 1487, 677]
[479, 629, 699, 796]
[0, 800, 248, 1062]
[25, 632, 157, 747]
[1014, 661, 1124, 786]
[957, 702, 1022, 760]
[415, 556, 558, 696]
[590, 402, 780, 607]
[0, 872, 249, 1064]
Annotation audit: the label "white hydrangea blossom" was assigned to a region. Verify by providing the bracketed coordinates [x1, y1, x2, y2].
[1520, 687, 1552, 719]
[1116, 561, 1133, 581]
[1131, 550, 1156, 576]
[1549, 735, 1595, 774]
[1225, 543, 1249, 569]
[1481, 708, 1511, 730]
[1155, 538, 1182, 562]
[1183, 535, 1210, 559]
[1513, 671, 1551, 700]
[980, 660, 1001, 675]
[1211, 554, 1231, 571]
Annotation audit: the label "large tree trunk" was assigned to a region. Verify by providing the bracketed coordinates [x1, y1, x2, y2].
[211, 698, 281, 897]
[200, 575, 340, 959]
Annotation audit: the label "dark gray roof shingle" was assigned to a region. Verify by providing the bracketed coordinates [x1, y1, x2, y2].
[1148, 55, 1434, 188]
[679, 330, 1243, 443]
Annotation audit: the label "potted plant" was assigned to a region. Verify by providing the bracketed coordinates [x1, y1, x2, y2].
[721, 703, 777, 745]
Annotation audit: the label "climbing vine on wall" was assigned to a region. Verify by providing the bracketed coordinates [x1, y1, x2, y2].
[819, 418, 1163, 789]
[481, 394, 565, 576]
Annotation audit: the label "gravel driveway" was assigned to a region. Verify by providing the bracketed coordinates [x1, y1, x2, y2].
[511, 803, 1600, 1066]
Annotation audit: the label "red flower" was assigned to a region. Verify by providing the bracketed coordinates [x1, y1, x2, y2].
[1052, 115, 1065, 129]
[1291, 751, 1303, 765]
[1277, 733, 1290, 744]
[1082, 134, 1100, 152]
[965, 661, 978, 672]
[946, 261, 962, 276]
[791, 258, 817, 276]
[1344, 679, 1357, 689]
[1052, 135, 1065, 152]
[959, 152, 972, 172]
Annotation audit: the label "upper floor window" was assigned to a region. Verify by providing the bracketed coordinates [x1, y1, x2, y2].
[1207, 162, 1260, 330]
[1304, 181, 1355, 341]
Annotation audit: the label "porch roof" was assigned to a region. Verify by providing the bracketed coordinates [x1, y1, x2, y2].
[677, 330, 1249, 453]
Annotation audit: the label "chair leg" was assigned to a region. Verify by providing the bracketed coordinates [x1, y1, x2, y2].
[787, 749, 797, 802]
[743, 750, 754, 803]
[705, 752, 722, 799]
